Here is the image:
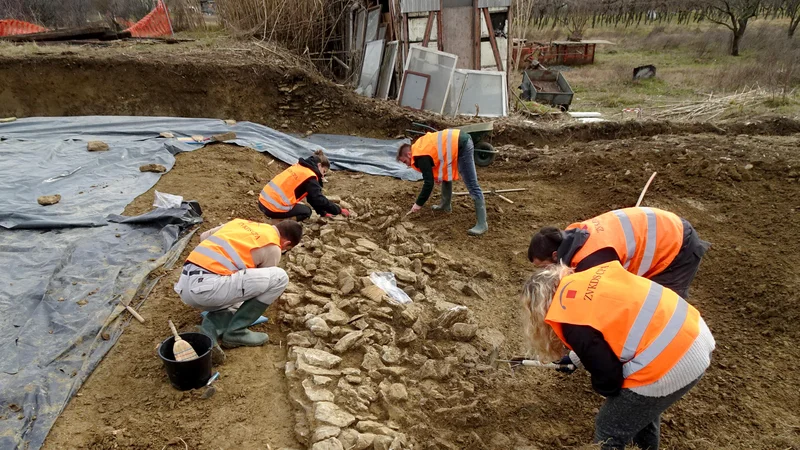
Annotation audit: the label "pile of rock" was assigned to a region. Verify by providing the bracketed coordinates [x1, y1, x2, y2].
[277, 198, 504, 449]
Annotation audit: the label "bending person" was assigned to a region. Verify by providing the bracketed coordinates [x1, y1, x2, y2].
[520, 262, 715, 450]
[258, 150, 350, 222]
[528, 207, 709, 298]
[397, 128, 487, 236]
[174, 219, 303, 364]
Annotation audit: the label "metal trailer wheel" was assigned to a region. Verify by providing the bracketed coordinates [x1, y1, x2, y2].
[474, 141, 496, 167]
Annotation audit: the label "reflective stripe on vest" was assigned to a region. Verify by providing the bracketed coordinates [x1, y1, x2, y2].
[259, 164, 318, 213]
[186, 219, 280, 275]
[567, 207, 683, 279]
[410, 130, 461, 182]
[545, 261, 700, 388]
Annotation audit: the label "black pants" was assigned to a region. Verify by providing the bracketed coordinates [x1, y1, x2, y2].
[650, 219, 710, 299]
[257, 201, 312, 221]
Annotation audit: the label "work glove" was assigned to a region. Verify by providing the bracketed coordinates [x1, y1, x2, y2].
[554, 355, 577, 374]
[340, 208, 351, 217]
[406, 204, 422, 215]
[323, 213, 334, 218]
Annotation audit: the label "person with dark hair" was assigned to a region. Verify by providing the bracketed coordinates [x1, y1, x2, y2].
[528, 207, 710, 298]
[396, 129, 488, 236]
[173, 219, 303, 364]
[258, 149, 351, 222]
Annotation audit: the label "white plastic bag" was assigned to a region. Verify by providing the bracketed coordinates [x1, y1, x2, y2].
[370, 272, 412, 304]
[153, 191, 183, 209]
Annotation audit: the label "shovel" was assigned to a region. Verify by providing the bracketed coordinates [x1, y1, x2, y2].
[497, 358, 576, 371]
[201, 372, 220, 399]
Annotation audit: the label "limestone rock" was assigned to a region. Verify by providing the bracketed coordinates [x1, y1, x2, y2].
[296, 359, 343, 377]
[355, 432, 376, 450]
[284, 293, 303, 307]
[87, 140, 109, 152]
[338, 429, 360, 449]
[320, 304, 350, 326]
[37, 195, 61, 206]
[287, 332, 314, 347]
[381, 346, 402, 365]
[385, 383, 408, 402]
[354, 421, 399, 438]
[313, 375, 333, 386]
[311, 425, 341, 443]
[451, 323, 478, 341]
[298, 348, 342, 369]
[475, 327, 506, 351]
[361, 346, 386, 371]
[314, 401, 356, 427]
[306, 317, 331, 337]
[313, 284, 339, 296]
[306, 291, 331, 305]
[334, 330, 363, 353]
[311, 437, 344, 450]
[435, 305, 469, 328]
[421, 242, 435, 254]
[372, 435, 394, 450]
[288, 263, 312, 278]
[139, 164, 167, 173]
[339, 277, 356, 295]
[397, 329, 417, 346]
[303, 378, 335, 402]
[390, 267, 417, 284]
[356, 238, 380, 251]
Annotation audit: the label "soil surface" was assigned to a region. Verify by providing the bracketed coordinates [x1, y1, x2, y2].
[43, 127, 800, 449]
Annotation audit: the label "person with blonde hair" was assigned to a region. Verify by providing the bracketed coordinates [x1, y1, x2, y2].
[520, 261, 715, 450]
[258, 149, 351, 222]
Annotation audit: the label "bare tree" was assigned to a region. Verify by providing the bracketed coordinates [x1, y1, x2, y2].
[785, 0, 800, 37]
[701, 0, 762, 55]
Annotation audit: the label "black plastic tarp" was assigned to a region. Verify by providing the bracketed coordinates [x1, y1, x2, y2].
[0, 116, 416, 450]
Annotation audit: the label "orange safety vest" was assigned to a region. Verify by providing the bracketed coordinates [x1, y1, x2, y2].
[411, 129, 461, 182]
[545, 261, 700, 388]
[186, 219, 280, 275]
[566, 207, 684, 279]
[259, 164, 318, 213]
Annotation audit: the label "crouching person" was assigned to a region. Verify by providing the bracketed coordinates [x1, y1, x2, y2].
[174, 219, 303, 364]
[520, 261, 715, 449]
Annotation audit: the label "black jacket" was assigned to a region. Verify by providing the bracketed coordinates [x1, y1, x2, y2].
[295, 156, 341, 216]
[562, 324, 624, 397]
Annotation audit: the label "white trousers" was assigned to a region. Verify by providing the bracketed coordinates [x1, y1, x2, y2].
[174, 264, 289, 311]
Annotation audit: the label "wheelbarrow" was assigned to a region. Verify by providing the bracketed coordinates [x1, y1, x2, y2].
[404, 122, 498, 167]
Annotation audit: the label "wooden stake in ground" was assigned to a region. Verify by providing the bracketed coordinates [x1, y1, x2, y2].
[635, 172, 657, 207]
[169, 320, 199, 361]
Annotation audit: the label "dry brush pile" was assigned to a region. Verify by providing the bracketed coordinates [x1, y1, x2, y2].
[275, 196, 507, 450]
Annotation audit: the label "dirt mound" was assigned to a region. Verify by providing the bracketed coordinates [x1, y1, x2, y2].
[43, 131, 800, 450]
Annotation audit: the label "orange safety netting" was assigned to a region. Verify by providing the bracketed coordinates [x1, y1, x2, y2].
[126, 0, 173, 38]
[0, 19, 49, 37]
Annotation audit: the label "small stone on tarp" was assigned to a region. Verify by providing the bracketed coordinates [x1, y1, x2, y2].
[139, 164, 167, 173]
[37, 194, 61, 206]
[87, 141, 109, 152]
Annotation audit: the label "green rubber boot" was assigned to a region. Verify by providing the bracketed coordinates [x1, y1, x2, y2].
[432, 181, 453, 212]
[468, 197, 488, 236]
[221, 299, 269, 348]
[196, 309, 233, 366]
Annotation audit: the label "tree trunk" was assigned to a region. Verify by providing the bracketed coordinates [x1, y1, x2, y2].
[730, 19, 749, 56]
[790, 17, 799, 38]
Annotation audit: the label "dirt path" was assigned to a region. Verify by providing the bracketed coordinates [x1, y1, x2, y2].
[44, 130, 800, 449]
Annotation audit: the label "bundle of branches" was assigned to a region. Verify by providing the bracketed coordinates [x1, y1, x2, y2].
[216, 0, 351, 56]
[649, 87, 766, 120]
[165, 0, 203, 31]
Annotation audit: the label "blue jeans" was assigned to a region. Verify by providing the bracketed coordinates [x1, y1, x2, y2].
[457, 138, 484, 201]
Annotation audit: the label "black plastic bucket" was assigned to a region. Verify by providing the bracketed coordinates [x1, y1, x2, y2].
[158, 332, 213, 391]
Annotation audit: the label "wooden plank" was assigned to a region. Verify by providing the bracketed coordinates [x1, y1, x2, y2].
[436, 11, 443, 51]
[422, 11, 435, 47]
[403, 13, 410, 61]
[0, 26, 112, 42]
[473, 2, 481, 70]
[483, 8, 503, 71]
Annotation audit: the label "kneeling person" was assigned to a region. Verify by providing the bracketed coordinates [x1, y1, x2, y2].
[174, 219, 302, 362]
